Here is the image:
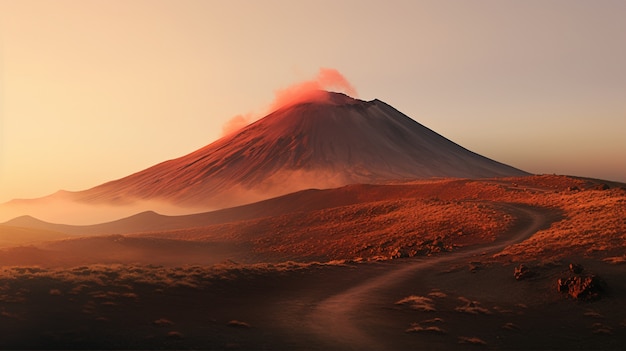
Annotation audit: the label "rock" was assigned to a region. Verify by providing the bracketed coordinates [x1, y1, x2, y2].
[596, 183, 610, 190]
[569, 263, 584, 274]
[514, 264, 533, 280]
[469, 261, 482, 273]
[390, 248, 415, 259]
[227, 320, 252, 328]
[557, 278, 569, 293]
[167, 331, 184, 339]
[390, 248, 402, 259]
[557, 275, 605, 301]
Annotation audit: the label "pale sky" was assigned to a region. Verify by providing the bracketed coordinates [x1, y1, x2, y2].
[1, 0, 625, 203]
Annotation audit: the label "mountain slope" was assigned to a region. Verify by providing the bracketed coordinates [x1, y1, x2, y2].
[68, 92, 528, 206]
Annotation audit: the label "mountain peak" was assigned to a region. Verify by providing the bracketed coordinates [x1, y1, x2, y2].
[273, 90, 363, 111]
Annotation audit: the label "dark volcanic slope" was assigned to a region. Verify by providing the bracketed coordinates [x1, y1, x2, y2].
[61, 92, 526, 207]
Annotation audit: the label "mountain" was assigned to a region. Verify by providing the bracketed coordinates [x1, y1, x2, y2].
[0, 181, 465, 236]
[1, 91, 528, 223]
[59, 92, 527, 205]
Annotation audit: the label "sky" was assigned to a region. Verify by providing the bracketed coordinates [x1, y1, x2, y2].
[0, 0, 625, 203]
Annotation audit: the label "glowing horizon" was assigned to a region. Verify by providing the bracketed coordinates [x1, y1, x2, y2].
[1, 0, 625, 204]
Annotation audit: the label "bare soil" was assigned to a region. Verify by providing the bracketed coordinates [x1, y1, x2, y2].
[1, 175, 625, 349]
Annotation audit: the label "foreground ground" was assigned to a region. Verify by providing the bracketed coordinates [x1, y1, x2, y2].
[1, 256, 626, 350]
[1, 175, 625, 349]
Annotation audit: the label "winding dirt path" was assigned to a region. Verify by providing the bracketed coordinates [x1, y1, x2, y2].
[303, 203, 554, 350]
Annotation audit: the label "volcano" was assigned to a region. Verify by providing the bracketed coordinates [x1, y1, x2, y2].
[68, 92, 527, 205]
[2, 91, 528, 222]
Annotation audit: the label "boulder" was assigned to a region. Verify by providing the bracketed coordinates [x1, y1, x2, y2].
[557, 275, 605, 301]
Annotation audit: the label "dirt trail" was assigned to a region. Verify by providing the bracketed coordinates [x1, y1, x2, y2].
[303, 203, 554, 350]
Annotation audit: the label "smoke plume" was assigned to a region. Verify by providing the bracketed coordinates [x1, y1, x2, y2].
[221, 68, 357, 136]
[268, 68, 358, 111]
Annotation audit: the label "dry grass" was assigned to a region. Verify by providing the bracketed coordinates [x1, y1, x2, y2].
[121, 175, 626, 263]
[427, 290, 448, 299]
[502, 322, 519, 330]
[458, 336, 487, 345]
[227, 320, 251, 328]
[166, 331, 184, 339]
[0, 261, 346, 292]
[131, 197, 513, 262]
[591, 323, 613, 335]
[153, 318, 174, 327]
[493, 180, 626, 261]
[455, 297, 491, 315]
[405, 323, 446, 334]
[3, 175, 624, 265]
[395, 295, 436, 312]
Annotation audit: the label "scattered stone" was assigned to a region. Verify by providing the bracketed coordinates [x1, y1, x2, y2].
[227, 320, 252, 328]
[557, 275, 605, 301]
[395, 295, 436, 312]
[569, 263, 584, 274]
[455, 297, 491, 315]
[514, 264, 533, 280]
[583, 310, 603, 318]
[603, 256, 626, 264]
[153, 318, 174, 327]
[458, 336, 487, 345]
[389, 247, 418, 259]
[427, 290, 447, 299]
[405, 323, 446, 334]
[502, 322, 520, 331]
[167, 331, 184, 339]
[596, 183, 610, 190]
[591, 323, 613, 335]
[469, 261, 482, 273]
[567, 186, 580, 192]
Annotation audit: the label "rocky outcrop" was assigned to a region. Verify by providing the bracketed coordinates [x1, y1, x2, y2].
[557, 263, 605, 301]
[557, 275, 604, 301]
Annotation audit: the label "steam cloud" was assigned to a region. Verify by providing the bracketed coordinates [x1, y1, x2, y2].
[268, 68, 358, 111]
[221, 68, 358, 136]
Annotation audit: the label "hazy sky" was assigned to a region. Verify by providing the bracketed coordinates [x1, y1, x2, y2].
[1, 0, 625, 203]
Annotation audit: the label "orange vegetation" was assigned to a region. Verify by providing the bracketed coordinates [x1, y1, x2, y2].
[1, 175, 624, 266]
[134, 198, 511, 262]
[129, 174, 625, 263]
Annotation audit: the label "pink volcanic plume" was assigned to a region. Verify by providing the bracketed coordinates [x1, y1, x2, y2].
[221, 68, 358, 136]
[269, 68, 358, 111]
